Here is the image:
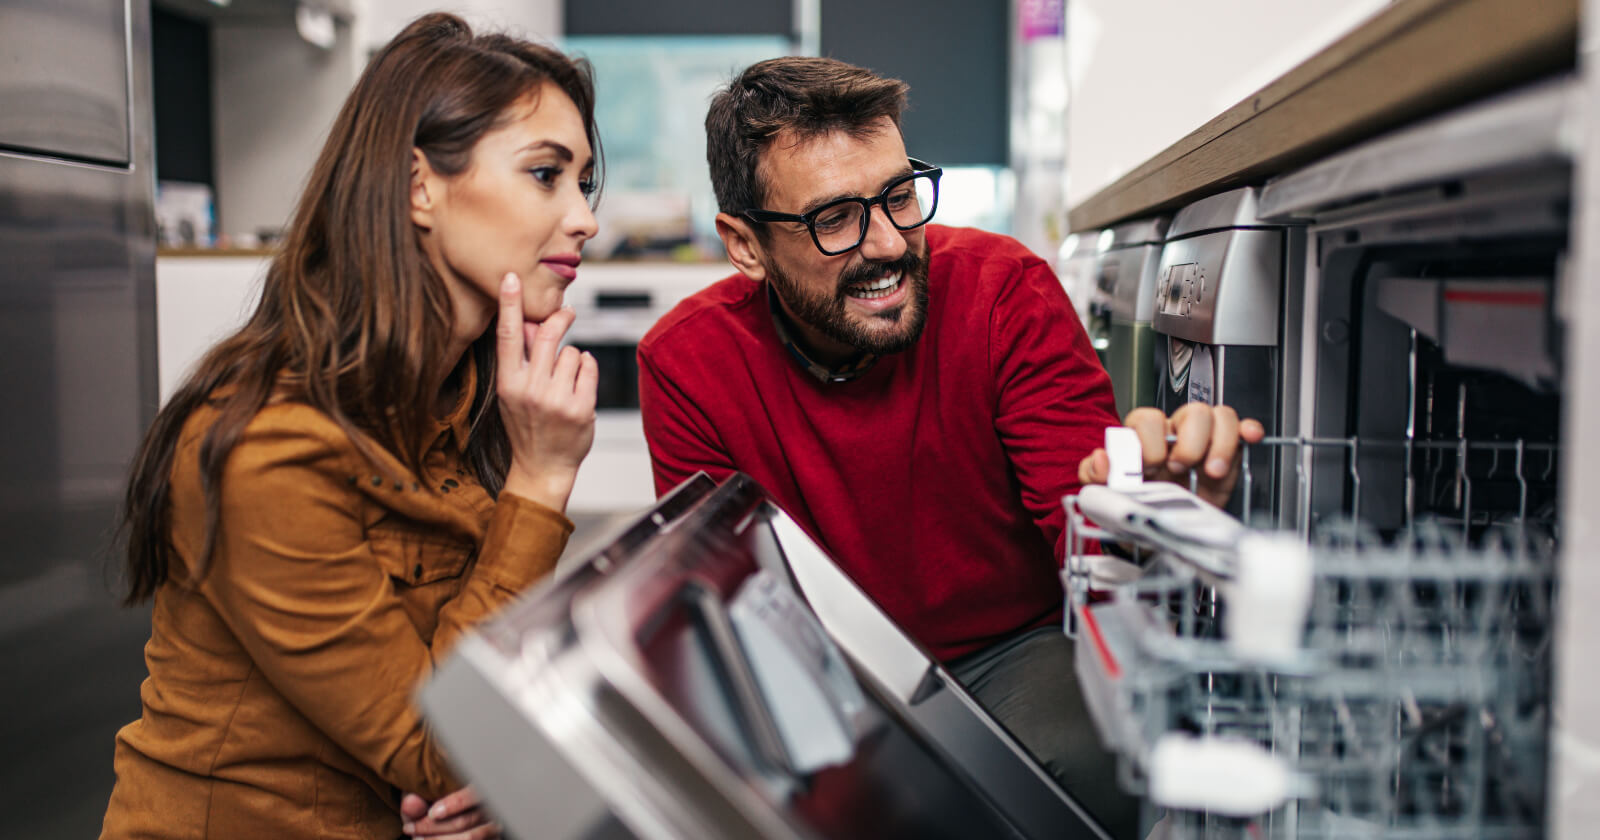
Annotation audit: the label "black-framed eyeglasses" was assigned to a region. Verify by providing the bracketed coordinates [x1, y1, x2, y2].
[742, 158, 942, 256]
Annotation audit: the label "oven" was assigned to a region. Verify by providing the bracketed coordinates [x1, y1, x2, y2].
[563, 262, 729, 513]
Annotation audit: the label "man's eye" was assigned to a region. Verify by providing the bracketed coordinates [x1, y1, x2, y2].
[814, 209, 851, 232]
[886, 188, 915, 210]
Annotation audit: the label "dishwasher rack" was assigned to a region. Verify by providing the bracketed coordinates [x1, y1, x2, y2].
[1061, 435, 1558, 840]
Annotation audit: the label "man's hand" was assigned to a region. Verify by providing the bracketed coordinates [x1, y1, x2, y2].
[1077, 403, 1265, 508]
[400, 787, 501, 840]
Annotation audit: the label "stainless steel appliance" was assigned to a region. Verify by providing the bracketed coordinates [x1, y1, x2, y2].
[1095, 216, 1170, 419]
[1059, 74, 1578, 839]
[1256, 74, 1572, 543]
[0, 1, 158, 836]
[1056, 229, 1105, 351]
[1151, 187, 1304, 516]
[421, 472, 1109, 840]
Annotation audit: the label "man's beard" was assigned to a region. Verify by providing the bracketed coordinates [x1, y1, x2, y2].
[766, 245, 932, 356]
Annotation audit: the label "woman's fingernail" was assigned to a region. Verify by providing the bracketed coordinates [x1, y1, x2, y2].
[1208, 458, 1227, 477]
[1167, 460, 1184, 474]
[402, 822, 414, 833]
[431, 803, 448, 818]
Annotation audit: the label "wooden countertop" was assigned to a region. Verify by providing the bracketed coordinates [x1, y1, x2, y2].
[1067, 0, 1580, 233]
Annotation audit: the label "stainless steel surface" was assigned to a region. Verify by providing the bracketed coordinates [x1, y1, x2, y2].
[1163, 185, 1265, 240]
[0, 1, 158, 837]
[1257, 75, 1581, 223]
[1092, 217, 1171, 417]
[1100, 216, 1168, 252]
[422, 473, 1106, 840]
[1057, 229, 1103, 332]
[1551, 5, 1600, 837]
[1152, 227, 1283, 347]
[0, 0, 132, 164]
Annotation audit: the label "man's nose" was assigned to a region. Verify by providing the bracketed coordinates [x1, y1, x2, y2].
[856, 204, 908, 262]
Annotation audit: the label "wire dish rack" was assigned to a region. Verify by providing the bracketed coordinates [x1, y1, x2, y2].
[1061, 435, 1558, 840]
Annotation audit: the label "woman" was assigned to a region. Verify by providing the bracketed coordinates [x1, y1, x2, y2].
[101, 14, 600, 839]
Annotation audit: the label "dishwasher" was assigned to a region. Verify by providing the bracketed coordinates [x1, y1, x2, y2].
[420, 472, 1107, 840]
[1061, 75, 1575, 839]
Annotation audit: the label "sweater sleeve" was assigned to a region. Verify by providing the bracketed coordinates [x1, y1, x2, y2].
[638, 341, 737, 498]
[195, 418, 571, 802]
[989, 255, 1120, 564]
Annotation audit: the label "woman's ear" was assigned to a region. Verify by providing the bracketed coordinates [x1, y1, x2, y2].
[716, 212, 767, 281]
[410, 148, 437, 230]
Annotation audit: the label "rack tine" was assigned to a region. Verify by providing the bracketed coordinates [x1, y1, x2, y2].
[1515, 440, 1529, 529]
[1458, 439, 1473, 543]
[1297, 438, 1311, 541]
[1349, 437, 1362, 522]
[1241, 441, 1254, 527]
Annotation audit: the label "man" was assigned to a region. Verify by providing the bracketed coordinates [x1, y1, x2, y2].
[638, 57, 1261, 840]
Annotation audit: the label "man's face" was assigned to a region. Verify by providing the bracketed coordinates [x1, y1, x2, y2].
[753, 119, 931, 359]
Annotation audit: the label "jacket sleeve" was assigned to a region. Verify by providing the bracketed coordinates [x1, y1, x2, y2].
[989, 256, 1120, 564]
[195, 417, 571, 802]
[638, 342, 737, 498]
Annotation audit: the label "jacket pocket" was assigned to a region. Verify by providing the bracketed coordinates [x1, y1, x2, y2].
[368, 521, 474, 642]
[368, 521, 473, 586]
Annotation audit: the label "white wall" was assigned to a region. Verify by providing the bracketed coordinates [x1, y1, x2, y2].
[1064, 0, 1392, 210]
[212, 20, 363, 240]
[210, 1, 563, 242]
[355, 0, 562, 55]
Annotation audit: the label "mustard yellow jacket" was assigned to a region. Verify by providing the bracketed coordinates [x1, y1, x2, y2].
[101, 375, 572, 839]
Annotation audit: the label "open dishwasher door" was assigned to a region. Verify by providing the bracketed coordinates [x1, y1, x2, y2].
[419, 472, 1107, 840]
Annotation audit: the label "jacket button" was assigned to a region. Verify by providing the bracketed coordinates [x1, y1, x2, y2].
[370, 476, 382, 487]
[393, 481, 404, 491]
[440, 484, 451, 493]
[443, 478, 459, 488]
[413, 563, 423, 580]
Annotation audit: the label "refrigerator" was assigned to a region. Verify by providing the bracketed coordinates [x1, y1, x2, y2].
[0, 0, 159, 836]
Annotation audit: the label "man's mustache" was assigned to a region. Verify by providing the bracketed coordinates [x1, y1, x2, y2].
[835, 251, 926, 294]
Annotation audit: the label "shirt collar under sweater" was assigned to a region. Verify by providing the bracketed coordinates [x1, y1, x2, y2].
[765, 283, 879, 384]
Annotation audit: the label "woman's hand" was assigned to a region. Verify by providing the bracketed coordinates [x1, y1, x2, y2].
[495, 272, 598, 512]
[1077, 403, 1265, 508]
[400, 787, 500, 840]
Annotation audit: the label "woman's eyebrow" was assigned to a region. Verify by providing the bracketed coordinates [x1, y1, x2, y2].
[516, 140, 574, 161]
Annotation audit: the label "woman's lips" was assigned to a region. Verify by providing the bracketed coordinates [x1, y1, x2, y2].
[541, 255, 580, 280]
[542, 261, 577, 280]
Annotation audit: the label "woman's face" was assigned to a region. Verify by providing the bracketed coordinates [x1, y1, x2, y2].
[414, 81, 598, 349]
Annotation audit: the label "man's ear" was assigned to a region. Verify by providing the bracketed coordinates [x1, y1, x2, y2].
[410, 148, 438, 230]
[716, 212, 768, 282]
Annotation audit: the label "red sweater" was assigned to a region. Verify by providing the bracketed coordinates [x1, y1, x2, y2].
[638, 225, 1117, 660]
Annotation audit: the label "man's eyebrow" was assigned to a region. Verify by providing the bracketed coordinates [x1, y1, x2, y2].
[797, 164, 915, 216]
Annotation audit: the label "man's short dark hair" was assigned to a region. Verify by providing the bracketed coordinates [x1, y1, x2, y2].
[705, 57, 910, 218]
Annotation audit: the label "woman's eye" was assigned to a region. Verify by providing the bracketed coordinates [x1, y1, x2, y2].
[528, 166, 560, 185]
[578, 178, 598, 197]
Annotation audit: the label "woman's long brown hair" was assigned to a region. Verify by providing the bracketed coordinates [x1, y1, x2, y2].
[120, 14, 601, 603]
